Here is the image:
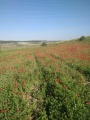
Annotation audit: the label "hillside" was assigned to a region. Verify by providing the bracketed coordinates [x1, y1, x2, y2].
[0, 39, 90, 120]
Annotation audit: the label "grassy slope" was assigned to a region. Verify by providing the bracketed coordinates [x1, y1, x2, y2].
[0, 38, 90, 120]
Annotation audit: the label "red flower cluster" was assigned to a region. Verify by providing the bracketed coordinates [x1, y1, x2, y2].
[14, 82, 18, 88]
[19, 68, 24, 73]
[87, 102, 90, 105]
[0, 110, 4, 113]
[55, 79, 62, 83]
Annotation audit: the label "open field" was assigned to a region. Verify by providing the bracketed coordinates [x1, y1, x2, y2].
[0, 41, 61, 51]
[0, 39, 90, 120]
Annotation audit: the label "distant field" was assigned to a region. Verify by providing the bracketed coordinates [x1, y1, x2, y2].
[0, 41, 61, 51]
[0, 42, 40, 51]
[0, 39, 90, 120]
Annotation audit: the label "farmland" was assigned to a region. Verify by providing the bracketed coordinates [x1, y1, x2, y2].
[0, 39, 90, 120]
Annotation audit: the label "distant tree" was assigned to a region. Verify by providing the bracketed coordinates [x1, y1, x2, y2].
[41, 42, 47, 46]
[79, 36, 85, 41]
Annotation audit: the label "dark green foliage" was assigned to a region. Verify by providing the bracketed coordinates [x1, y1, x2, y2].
[79, 36, 85, 41]
[41, 42, 47, 46]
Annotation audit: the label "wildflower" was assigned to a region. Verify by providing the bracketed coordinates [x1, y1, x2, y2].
[4, 86, 6, 89]
[6, 108, 10, 111]
[64, 86, 66, 89]
[12, 116, 14, 118]
[0, 110, 4, 113]
[4, 101, 8, 104]
[56, 79, 59, 83]
[19, 68, 24, 72]
[25, 92, 28, 95]
[77, 94, 80, 97]
[16, 108, 20, 112]
[14, 92, 18, 95]
[14, 82, 18, 88]
[26, 95, 29, 98]
[55, 79, 62, 83]
[21, 80, 25, 83]
[87, 102, 90, 105]
[20, 92, 23, 95]
[22, 83, 25, 87]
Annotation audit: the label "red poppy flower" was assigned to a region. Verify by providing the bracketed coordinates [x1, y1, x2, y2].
[87, 102, 90, 105]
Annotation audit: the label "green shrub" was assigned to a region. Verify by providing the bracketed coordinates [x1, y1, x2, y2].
[79, 36, 85, 41]
[41, 42, 47, 46]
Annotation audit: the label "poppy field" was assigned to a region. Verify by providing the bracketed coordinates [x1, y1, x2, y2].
[0, 40, 90, 120]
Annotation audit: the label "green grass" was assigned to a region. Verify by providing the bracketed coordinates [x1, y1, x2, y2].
[0, 40, 90, 120]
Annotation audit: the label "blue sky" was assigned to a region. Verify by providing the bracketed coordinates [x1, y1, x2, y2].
[0, 0, 90, 40]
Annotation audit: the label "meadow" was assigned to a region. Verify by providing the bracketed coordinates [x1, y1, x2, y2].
[0, 39, 90, 120]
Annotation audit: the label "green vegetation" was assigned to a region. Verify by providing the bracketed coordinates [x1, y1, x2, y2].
[0, 39, 90, 120]
[79, 36, 86, 41]
[41, 42, 47, 46]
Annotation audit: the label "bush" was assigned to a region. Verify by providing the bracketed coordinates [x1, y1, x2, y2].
[79, 36, 85, 41]
[41, 42, 47, 46]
